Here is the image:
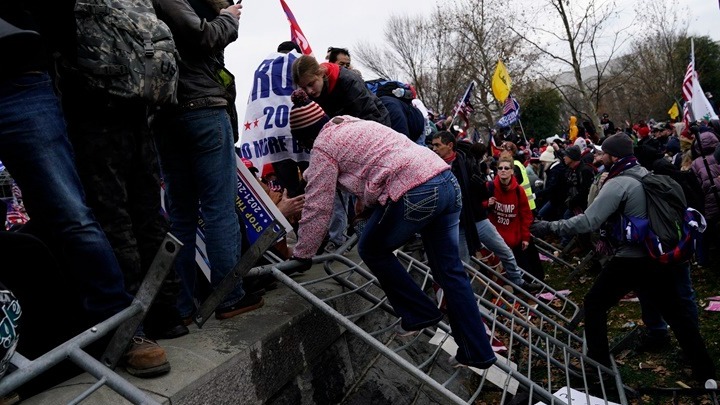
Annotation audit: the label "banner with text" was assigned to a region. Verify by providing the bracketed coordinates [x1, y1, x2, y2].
[238, 51, 311, 170]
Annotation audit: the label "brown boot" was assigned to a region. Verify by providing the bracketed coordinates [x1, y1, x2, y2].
[124, 336, 170, 378]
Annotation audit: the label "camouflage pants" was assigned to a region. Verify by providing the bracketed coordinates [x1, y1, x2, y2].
[65, 99, 181, 325]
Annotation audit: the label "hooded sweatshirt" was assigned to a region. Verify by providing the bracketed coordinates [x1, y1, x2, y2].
[487, 175, 532, 249]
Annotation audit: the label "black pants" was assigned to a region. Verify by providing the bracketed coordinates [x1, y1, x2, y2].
[64, 96, 181, 328]
[584, 256, 715, 380]
[512, 241, 544, 281]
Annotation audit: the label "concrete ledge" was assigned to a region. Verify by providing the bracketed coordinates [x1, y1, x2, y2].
[21, 263, 364, 405]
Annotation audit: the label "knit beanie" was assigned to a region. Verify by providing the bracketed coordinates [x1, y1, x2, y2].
[539, 149, 556, 163]
[289, 89, 330, 146]
[665, 136, 680, 154]
[601, 133, 633, 158]
[565, 145, 582, 161]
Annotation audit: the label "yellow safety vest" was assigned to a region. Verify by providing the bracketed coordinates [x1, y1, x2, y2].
[513, 160, 536, 210]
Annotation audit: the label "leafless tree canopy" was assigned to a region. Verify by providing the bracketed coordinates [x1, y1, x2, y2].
[353, 0, 702, 136]
[354, 0, 539, 127]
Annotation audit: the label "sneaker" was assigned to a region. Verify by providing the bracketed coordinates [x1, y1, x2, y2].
[157, 324, 189, 339]
[394, 324, 420, 338]
[124, 336, 170, 378]
[448, 356, 468, 369]
[244, 274, 278, 296]
[215, 293, 265, 320]
[522, 281, 543, 294]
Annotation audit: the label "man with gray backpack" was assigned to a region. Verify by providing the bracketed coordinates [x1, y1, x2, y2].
[531, 133, 716, 384]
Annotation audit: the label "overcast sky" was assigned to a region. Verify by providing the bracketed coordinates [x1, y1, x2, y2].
[226, 0, 718, 119]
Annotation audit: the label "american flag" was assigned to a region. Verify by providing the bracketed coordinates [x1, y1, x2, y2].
[682, 57, 694, 103]
[681, 56, 694, 129]
[279, 0, 313, 56]
[503, 95, 516, 115]
[496, 95, 520, 128]
[451, 81, 476, 122]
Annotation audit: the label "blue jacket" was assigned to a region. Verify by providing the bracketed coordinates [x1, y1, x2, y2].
[379, 96, 424, 141]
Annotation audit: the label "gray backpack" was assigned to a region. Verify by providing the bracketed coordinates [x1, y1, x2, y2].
[74, 0, 179, 105]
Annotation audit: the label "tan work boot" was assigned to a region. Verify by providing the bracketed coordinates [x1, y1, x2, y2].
[124, 336, 170, 378]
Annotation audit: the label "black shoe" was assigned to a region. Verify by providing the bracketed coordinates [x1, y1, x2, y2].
[633, 332, 670, 353]
[522, 281, 543, 294]
[215, 293, 265, 320]
[159, 324, 189, 339]
[244, 274, 278, 296]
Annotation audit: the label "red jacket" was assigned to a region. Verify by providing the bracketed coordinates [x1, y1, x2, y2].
[487, 175, 533, 249]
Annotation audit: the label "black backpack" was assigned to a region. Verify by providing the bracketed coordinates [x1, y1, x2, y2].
[74, 0, 179, 105]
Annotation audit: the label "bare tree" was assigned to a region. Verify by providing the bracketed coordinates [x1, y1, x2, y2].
[613, 0, 689, 122]
[354, 9, 465, 115]
[446, 0, 540, 126]
[355, 0, 538, 129]
[510, 0, 635, 136]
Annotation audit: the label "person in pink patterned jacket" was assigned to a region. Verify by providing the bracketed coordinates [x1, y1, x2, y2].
[288, 89, 497, 369]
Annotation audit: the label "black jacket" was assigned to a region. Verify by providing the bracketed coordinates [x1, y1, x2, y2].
[153, 0, 237, 105]
[316, 67, 391, 126]
[565, 161, 595, 211]
[535, 161, 566, 208]
[449, 150, 490, 254]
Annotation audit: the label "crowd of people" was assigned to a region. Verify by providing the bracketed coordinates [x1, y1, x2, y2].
[1, 0, 719, 394]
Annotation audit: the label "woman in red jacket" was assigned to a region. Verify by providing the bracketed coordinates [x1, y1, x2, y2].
[487, 154, 545, 281]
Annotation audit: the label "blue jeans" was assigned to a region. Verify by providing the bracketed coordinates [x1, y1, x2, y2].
[358, 170, 496, 368]
[537, 200, 561, 221]
[328, 190, 350, 245]
[155, 107, 244, 317]
[0, 72, 132, 322]
[459, 219, 524, 285]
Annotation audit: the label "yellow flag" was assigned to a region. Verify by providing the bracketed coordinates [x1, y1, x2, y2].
[492, 60, 512, 103]
[667, 102, 679, 120]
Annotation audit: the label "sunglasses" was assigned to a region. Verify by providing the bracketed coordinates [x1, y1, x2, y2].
[497, 166, 513, 171]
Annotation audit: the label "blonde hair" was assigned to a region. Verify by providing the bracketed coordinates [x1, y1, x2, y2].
[681, 150, 693, 171]
[503, 141, 518, 154]
[498, 151, 514, 164]
[292, 55, 325, 86]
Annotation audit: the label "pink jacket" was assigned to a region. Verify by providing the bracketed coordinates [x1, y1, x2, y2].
[293, 116, 449, 258]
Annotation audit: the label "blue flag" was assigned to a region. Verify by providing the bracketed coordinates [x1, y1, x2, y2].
[496, 95, 520, 128]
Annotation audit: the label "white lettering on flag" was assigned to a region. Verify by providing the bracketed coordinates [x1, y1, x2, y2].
[238, 52, 311, 170]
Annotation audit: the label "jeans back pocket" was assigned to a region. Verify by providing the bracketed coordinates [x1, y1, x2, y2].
[403, 187, 438, 222]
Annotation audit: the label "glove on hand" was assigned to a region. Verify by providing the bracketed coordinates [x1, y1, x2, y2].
[530, 220, 553, 238]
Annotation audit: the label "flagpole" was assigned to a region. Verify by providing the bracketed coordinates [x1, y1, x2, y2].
[451, 81, 476, 123]
[516, 117, 529, 146]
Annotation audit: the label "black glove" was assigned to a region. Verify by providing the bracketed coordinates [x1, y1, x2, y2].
[530, 220, 553, 238]
[289, 256, 313, 274]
